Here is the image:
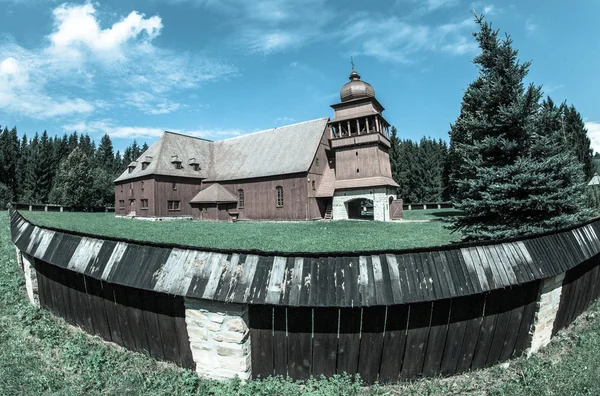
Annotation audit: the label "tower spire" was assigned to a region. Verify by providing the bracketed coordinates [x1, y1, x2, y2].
[350, 56, 355, 72]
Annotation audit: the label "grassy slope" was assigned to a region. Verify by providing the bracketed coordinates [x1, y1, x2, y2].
[3, 210, 600, 394]
[20, 211, 460, 253]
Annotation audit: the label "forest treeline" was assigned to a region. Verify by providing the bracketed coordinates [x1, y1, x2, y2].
[0, 128, 146, 208]
[386, 97, 594, 205]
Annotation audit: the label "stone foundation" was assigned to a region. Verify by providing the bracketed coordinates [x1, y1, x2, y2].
[527, 273, 565, 356]
[20, 251, 40, 307]
[332, 187, 395, 221]
[184, 298, 251, 380]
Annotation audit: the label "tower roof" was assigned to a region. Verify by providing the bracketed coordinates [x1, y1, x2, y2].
[340, 70, 375, 102]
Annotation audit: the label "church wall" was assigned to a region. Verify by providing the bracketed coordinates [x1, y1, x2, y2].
[154, 176, 203, 217]
[335, 144, 393, 180]
[206, 173, 310, 220]
[115, 177, 156, 217]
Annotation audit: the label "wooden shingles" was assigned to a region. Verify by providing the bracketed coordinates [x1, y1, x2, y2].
[11, 207, 600, 308]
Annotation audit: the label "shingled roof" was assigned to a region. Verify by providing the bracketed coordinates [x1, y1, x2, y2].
[114, 118, 329, 183]
[190, 184, 238, 203]
[114, 132, 211, 183]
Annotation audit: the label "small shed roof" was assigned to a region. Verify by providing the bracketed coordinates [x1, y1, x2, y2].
[190, 184, 238, 204]
[335, 176, 399, 190]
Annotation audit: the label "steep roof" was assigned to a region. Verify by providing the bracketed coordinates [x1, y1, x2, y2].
[190, 184, 238, 203]
[114, 118, 328, 183]
[207, 118, 329, 181]
[114, 132, 211, 183]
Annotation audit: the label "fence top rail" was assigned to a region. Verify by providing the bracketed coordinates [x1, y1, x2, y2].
[9, 204, 600, 307]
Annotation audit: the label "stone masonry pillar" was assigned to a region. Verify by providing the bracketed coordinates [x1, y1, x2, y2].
[184, 298, 252, 380]
[20, 251, 40, 308]
[527, 273, 565, 356]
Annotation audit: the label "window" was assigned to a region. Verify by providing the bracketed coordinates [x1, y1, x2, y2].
[175, 162, 183, 169]
[312, 180, 316, 191]
[276, 186, 284, 207]
[316, 158, 320, 167]
[192, 164, 200, 171]
[238, 189, 244, 208]
[142, 162, 148, 170]
[172, 182, 177, 191]
[119, 200, 125, 209]
[128, 166, 134, 173]
[141, 181, 144, 191]
[141, 199, 148, 209]
[129, 199, 135, 207]
[168, 200, 181, 211]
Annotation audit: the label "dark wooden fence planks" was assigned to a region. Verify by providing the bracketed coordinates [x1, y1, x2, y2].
[248, 282, 540, 384]
[32, 261, 192, 369]
[554, 255, 600, 334]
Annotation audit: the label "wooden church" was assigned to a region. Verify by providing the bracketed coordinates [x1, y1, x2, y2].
[114, 69, 400, 221]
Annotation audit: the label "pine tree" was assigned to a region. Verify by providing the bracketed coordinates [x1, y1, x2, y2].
[49, 147, 94, 208]
[96, 134, 115, 170]
[449, 14, 590, 240]
[389, 127, 401, 184]
[35, 130, 53, 202]
[561, 103, 594, 179]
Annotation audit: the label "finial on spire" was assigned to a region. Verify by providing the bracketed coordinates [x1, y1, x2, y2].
[350, 56, 355, 72]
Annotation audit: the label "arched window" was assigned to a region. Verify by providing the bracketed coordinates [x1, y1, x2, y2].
[238, 189, 245, 208]
[276, 186, 284, 207]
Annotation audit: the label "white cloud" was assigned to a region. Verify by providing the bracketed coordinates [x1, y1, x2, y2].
[341, 15, 477, 63]
[483, 5, 496, 15]
[425, 0, 458, 11]
[63, 119, 244, 140]
[0, 55, 94, 118]
[48, 3, 162, 65]
[183, 0, 332, 54]
[526, 17, 538, 34]
[586, 121, 600, 154]
[0, 3, 235, 121]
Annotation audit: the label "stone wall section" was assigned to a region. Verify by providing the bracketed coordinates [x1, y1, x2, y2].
[527, 273, 565, 356]
[332, 187, 395, 221]
[20, 251, 40, 308]
[184, 298, 251, 380]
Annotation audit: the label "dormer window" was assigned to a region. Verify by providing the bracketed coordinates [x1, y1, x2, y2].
[189, 158, 200, 171]
[127, 161, 137, 173]
[141, 156, 152, 170]
[171, 155, 183, 170]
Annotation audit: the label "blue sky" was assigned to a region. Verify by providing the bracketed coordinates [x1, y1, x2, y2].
[1, 0, 600, 154]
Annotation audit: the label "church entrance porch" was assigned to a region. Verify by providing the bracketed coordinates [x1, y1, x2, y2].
[347, 198, 374, 220]
[332, 187, 396, 221]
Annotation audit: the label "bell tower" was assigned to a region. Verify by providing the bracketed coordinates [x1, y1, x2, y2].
[328, 67, 399, 221]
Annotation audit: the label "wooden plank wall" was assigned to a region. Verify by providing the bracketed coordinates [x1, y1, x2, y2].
[249, 281, 540, 383]
[553, 255, 600, 335]
[34, 259, 195, 369]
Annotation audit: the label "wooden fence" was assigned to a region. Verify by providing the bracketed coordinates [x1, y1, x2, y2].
[34, 259, 194, 369]
[249, 282, 539, 382]
[9, 205, 600, 383]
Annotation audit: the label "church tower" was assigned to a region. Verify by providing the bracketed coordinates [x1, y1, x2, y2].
[328, 68, 399, 221]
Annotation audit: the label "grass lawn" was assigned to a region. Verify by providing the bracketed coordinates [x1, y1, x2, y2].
[401, 208, 461, 221]
[3, 209, 600, 394]
[20, 211, 461, 253]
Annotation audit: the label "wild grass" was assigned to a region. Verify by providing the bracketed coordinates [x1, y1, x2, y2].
[20, 211, 460, 253]
[3, 210, 600, 394]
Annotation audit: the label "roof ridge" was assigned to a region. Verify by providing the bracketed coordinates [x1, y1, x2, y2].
[217, 117, 329, 143]
[164, 130, 213, 142]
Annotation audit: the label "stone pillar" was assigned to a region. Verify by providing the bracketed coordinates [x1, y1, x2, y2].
[21, 252, 40, 308]
[527, 273, 565, 356]
[184, 298, 252, 380]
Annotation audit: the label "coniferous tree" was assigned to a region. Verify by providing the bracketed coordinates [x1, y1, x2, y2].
[49, 147, 94, 208]
[561, 103, 594, 179]
[96, 134, 115, 170]
[35, 130, 53, 202]
[449, 14, 591, 240]
[389, 127, 401, 184]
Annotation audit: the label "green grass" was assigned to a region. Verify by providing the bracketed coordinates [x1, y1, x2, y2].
[20, 211, 461, 253]
[3, 210, 600, 394]
[402, 209, 461, 221]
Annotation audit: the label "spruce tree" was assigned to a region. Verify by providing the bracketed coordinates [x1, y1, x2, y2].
[448, 14, 590, 240]
[49, 147, 94, 208]
[35, 131, 53, 202]
[561, 103, 594, 179]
